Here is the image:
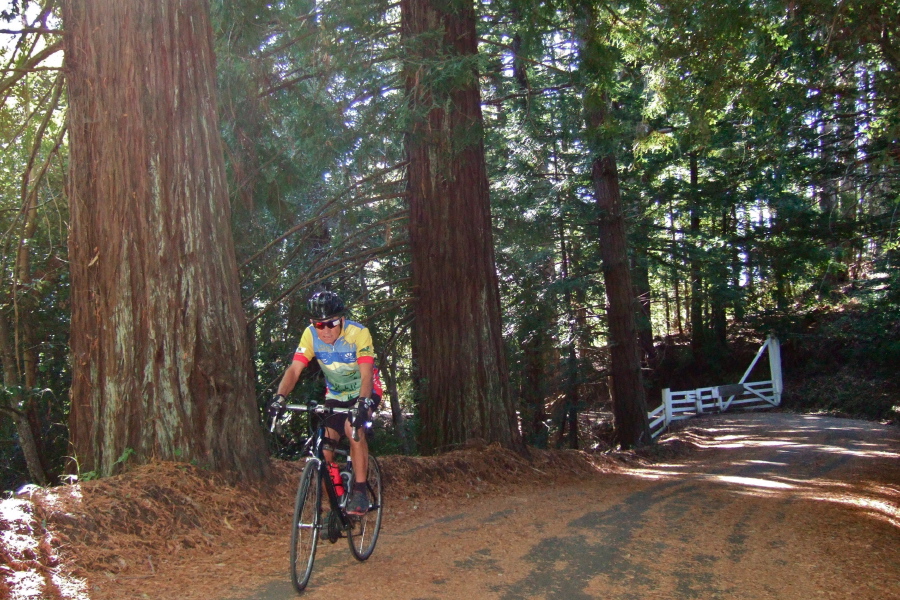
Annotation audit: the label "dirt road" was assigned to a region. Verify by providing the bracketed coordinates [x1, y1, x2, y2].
[227, 413, 900, 600]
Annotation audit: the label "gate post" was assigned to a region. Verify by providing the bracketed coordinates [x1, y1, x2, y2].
[662, 388, 673, 428]
[768, 335, 783, 406]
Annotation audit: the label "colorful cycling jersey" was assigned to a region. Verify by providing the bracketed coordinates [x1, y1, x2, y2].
[293, 320, 381, 401]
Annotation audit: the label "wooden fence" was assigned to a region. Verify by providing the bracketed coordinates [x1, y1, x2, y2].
[648, 335, 783, 439]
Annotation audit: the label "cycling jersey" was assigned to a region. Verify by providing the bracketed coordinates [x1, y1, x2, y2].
[293, 320, 382, 401]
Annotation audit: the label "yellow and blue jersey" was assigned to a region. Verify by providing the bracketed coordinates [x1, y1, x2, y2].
[293, 320, 381, 401]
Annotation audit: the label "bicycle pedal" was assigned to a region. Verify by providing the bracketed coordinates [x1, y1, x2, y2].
[326, 510, 342, 543]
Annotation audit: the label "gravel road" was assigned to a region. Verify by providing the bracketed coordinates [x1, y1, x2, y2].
[228, 413, 900, 600]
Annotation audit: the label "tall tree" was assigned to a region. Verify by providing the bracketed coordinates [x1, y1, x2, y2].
[63, 0, 268, 480]
[578, 1, 651, 448]
[402, 0, 523, 453]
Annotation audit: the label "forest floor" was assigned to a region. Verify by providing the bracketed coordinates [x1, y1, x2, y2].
[1, 411, 899, 600]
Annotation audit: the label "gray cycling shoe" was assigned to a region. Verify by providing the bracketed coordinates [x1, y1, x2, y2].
[345, 489, 369, 516]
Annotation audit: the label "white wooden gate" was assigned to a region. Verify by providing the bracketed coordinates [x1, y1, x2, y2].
[648, 335, 783, 439]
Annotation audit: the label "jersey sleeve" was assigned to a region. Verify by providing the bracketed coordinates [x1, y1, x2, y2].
[355, 326, 376, 364]
[293, 327, 316, 365]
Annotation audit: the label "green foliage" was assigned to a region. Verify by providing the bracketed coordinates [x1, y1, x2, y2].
[1, 0, 898, 483]
[114, 447, 135, 467]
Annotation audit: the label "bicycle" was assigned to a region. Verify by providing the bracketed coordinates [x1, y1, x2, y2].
[271, 401, 384, 593]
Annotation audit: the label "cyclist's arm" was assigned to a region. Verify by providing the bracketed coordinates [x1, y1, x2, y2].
[276, 360, 306, 397]
[357, 360, 374, 399]
[277, 328, 316, 397]
[353, 324, 376, 400]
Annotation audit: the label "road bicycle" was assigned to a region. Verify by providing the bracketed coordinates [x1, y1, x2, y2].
[271, 402, 384, 593]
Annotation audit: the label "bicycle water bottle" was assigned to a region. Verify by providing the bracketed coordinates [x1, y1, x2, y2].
[328, 462, 344, 497]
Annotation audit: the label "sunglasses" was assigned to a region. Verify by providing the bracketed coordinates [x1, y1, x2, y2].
[313, 318, 342, 330]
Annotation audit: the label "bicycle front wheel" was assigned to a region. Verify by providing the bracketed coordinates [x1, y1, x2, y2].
[347, 454, 383, 561]
[291, 460, 321, 592]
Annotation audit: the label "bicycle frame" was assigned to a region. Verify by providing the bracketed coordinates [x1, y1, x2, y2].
[274, 402, 359, 529]
[307, 421, 352, 531]
[271, 400, 384, 592]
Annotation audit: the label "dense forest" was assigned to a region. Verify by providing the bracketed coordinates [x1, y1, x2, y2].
[1, 0, 897, 491]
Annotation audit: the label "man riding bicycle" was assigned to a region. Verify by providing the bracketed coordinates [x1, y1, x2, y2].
[270, 291, 382, 516]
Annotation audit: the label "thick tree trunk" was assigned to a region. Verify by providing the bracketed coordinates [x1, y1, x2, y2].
[63, 0, 268, 480]
[402, 0, 523, 454]
[593, 154, 651, 449]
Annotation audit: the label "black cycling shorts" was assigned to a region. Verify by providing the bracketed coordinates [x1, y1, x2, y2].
[322, 393, 382, 436]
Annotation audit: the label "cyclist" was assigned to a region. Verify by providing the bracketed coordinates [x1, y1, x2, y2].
[269, 291, 382, 516]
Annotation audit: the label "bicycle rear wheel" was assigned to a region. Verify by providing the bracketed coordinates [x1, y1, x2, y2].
[347, 454, 383, 561]
[291, 461, 321, 592]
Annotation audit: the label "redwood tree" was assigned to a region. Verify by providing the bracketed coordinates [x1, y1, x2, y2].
[63, 0, 268, 480]
[402, 0, 523, 453]
[592, 152, 652, 449]
[579, 4, 651, 449]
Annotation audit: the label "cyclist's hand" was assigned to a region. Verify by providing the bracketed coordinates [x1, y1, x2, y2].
[353, 397, 374, 428]
[268, 394, 287, 419]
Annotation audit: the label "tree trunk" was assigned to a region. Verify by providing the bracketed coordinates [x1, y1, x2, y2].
[0, 312, 50, 486]
[402, 0, 523, 454]
[382, 354, 411, 455]
[63, 0, 269, 480]
[689, 152, 705, 360]
[711, 209, 730, 351]
[669, 201, 684, 336]
[593, 154, 652, 449]
[631, 222, 656, 363]
[578, 4, 650, 449]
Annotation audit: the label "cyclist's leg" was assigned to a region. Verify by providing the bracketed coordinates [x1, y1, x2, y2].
[344, 418, 368, 484]
[345, 393, 380, 484]
[322, 425, 342, 464]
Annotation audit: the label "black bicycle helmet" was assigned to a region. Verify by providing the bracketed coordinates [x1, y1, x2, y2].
[308, 291, 345, 320]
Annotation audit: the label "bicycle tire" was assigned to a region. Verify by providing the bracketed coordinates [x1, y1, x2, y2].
[347, 454, 383, 561]
[290, 460, 321, 592]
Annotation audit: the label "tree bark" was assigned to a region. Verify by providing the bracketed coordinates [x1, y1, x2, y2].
[689, 152, 705, 360]
[631, 214, 656, 363]
[402, 0, 523, 454]
[577, 3, 650, 449]
[593, 154, 652, 449]
[0, 311, 50, 486]
[711, 209, 730, 351]
[63, 0, 269, 480]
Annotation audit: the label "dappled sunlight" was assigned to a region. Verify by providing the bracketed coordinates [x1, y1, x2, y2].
[620, 454, 900, 530]
[801, 492, 900, 529]
[714, 439, 800, 449]
[621, 467, 691, 480]
[711, 475, 797, 489]
[0, 493, 90, 600]
[0, 499, 37, 557]
[629, 414, 900, 533]
[811, 444, 900, 460]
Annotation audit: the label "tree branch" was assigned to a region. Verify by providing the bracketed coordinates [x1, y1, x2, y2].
[239, 161, 408, 270]
[0, 39, 63, 101]
[478, 37, 573, 76]
[0, 27, 61, 35]
[247, 240, 408, 324]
